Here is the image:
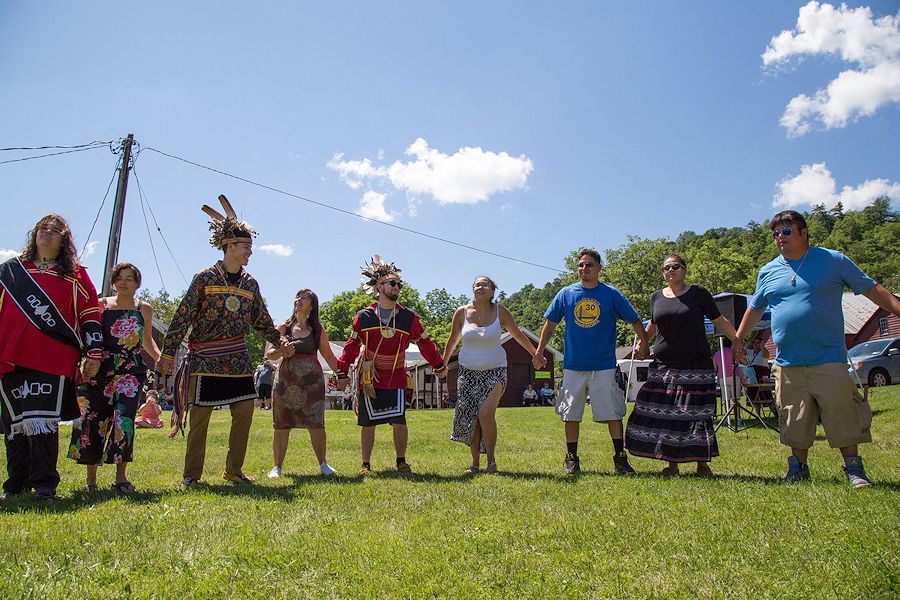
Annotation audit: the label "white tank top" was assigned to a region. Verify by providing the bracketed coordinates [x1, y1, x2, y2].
[458, 305, 507, 370]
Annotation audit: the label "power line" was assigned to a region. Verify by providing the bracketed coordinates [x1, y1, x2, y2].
[132, 166, 190, 287]
[143, 146, 565, 274]
[80, 160, 120, 258]
[0, 145, 109, 165]
[133, 168, 168, 292]
[0, 141, 113, 151]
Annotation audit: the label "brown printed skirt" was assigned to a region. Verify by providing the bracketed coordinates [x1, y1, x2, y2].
[272, 354, 326, 430]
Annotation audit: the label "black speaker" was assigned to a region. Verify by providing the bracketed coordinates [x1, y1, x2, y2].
[714, 293, 747, 328]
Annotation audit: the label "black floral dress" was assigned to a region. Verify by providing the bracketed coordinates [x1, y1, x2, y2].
[69, 305, 149, 465]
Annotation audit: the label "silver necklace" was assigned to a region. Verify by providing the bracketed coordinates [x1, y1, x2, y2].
[783, 251, 809, 286]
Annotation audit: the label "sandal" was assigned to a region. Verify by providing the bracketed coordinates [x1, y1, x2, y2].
[111, 481, 137, 494]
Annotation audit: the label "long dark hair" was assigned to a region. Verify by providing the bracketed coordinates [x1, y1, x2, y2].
[21, 214, 80, 278]
[283, 289, 322, 350]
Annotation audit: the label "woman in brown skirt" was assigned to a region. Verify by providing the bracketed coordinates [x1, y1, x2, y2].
[265, 289, 340, 478]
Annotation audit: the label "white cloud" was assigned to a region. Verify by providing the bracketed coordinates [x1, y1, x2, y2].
[763, 1, 900, 136]
[356, 190, 396, 223]
[773, 162, 900, 209]
[328, 137, 533, 207]
[0, 249, 18, 261]
[82, 240, 99, 258]
[258, 244, 294, 257]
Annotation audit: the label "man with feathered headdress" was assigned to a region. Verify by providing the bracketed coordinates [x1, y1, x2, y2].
[156, 195, 293, 488]
[336, 256, 447, 474]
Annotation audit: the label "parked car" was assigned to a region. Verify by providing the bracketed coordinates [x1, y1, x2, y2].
[848, 337, 900, 387]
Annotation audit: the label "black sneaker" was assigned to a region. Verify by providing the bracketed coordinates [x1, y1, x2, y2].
[563, 453, 581, 475]
[613, 452, 635, 475]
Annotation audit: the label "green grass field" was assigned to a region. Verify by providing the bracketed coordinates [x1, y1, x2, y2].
[1, 388, 898, 599]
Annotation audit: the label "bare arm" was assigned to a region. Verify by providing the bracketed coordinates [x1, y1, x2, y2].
[711, 314, 746, 363]
[499, 305, 537, 356]
[318, 330, 340, 373]
[736, 307, 765, 341]
[863, 284, 900, 317]
[140, 303, 161, 363]
[630, 319, 650, 359]
[441, 306, 466, 366]
[532, 320, 558, 369]
[265, 324, 287, 360]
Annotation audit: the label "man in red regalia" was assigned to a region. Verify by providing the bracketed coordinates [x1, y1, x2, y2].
[336, 256, 447, 474]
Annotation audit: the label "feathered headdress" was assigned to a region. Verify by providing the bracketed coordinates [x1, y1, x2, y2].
[361, 255, 401, 296]
[202, 194, 258, 248]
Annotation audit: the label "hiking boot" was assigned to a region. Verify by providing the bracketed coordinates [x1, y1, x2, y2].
[613, 452, 635, 475]
[358, 465, 371, 475]
[180, 477, 199, 489]
[223, 471, 256, 484]
[563, 453, 581, 475]
[784, 455, 810, 483]
[843, 456, 871, 489]
[396, 462, 413, 473]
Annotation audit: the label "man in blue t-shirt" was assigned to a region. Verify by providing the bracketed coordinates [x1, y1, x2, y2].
[737, 210, 900, 489]
[534, 248, 650, 476]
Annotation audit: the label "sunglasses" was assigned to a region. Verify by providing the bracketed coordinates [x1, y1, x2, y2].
[473, 283, 493, 289]
[383, 280, 403, 289]
[772, 226, 794, 238]
[662, 264, 684, 271]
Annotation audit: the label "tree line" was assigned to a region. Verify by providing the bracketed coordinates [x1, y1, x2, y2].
[140, 198, 897, 364]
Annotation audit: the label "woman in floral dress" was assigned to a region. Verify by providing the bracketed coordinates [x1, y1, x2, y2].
[69, 263, 160, 493]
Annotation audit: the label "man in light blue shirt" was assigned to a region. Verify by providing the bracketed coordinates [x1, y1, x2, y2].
[738, 210, 900, 488]
[534, 248, 650, 476]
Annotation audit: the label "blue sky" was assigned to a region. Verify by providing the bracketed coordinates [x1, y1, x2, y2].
[2, 1, 898, 321]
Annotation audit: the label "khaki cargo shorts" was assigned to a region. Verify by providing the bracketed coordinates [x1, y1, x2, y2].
[772, 362, 872, 449]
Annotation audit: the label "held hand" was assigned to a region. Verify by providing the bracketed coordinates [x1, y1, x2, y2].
[733, 340, 748, 365]
[156, 356, 174, 375]
[279, 339, 295, 358]
[82, 358, 101, 379]
[532, 353, 546, 370]
[336, 377, 349, 391]
[434, 366, 448, 379]
[634, 339, 649, 360]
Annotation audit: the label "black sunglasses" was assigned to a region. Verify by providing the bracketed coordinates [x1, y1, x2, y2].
[662, 264, 684, 271]
[383, 280, 403, 289]
[772, 226, 794, 238]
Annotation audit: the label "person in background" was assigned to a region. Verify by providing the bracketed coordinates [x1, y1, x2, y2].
[136, 389, 165, 429]
[522, 384, 539, 407]
[539, 383, 555, 406]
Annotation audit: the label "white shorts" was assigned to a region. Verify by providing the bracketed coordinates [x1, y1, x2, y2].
[556, 368, 625, 422]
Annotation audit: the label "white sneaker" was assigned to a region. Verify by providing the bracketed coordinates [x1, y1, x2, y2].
[320, 462, 337, 477]
[267, 466, 282, 479]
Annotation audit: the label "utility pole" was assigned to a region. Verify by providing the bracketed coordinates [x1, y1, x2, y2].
[101, 133, 134, 296]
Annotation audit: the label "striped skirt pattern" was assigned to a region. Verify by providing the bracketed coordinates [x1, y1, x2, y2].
[625, 360, 719, 463]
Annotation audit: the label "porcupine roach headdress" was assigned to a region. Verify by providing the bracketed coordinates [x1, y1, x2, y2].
[201, 194, 258, 248]
[361, 255, 401, 296]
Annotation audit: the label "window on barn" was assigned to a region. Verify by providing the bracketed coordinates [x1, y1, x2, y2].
[880, 316, 889, 336]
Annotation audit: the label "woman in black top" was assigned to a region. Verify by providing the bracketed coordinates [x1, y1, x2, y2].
[625, 254, 744, 476]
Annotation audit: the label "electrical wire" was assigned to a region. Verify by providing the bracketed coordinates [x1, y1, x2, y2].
[143, 146, 565, 274]
[0, 141, 113, 151]
[132, 166, 190, 287]
[0, 145, 109, 165]
[133, 168, 168, 292]
[80, 160, 120, 258]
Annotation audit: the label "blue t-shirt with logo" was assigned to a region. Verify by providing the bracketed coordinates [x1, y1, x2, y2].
[749, 247, 876, 367]
[545, 282, 640, 371]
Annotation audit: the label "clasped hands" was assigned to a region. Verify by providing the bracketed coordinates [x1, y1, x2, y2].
[81, 358, 101, 380]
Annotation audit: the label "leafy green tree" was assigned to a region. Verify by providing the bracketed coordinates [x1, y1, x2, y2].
[136, 288, 183, 324]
